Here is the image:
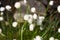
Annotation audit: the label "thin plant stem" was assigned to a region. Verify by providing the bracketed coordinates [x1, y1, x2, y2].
[21, 21, 27, 40]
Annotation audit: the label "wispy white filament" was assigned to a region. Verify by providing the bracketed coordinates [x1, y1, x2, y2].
[49, 1, 54, 6]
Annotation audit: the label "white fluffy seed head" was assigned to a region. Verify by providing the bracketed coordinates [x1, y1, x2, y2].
[24, 14, 29, 20]
[49, 1, 54, 6]
[49, 37, 55, 40]
[31, 7, 36, 13]
[36, 36, 40, 40]
[29, 24, 35, 31]
[0, 7, 5, 11]
[5, 5, 11, 10]
[39, 16, 45, 20]
[0, 17, 4, 21]
[35, 35, 42, 40]
[0, 28, 2, 34]
[14, 2, 21, 9]
[58, 28, 60, 33]
[37, 16, 45, 25]
[37, 19, 42, 25]
[57, 5, 60, 13]
[12, 22, 18, 27]
[24, 14, 33, 24]
[33, 14, 37, 19]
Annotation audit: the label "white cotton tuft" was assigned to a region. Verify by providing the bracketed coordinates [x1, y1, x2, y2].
[29, 24, 35, 31]
[58, 28, 60, 33]
[31, 7, 36, 13]
[57, 5, 60, 13]
[49, 37, 55, 40]
[24, 14, 29, 20]
[49, 1, 54, 6]
[14, 2, 21, 9]
[33, 14, 37, 19]
[12, 22, 18, 27]
[37, 16, 45, 25]
[5, 5, 11, 10]
[0, 7, 5, 11]
[34, 35, 43, 40]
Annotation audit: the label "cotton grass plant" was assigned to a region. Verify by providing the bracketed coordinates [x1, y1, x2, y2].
[0, 0, 60, 40]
